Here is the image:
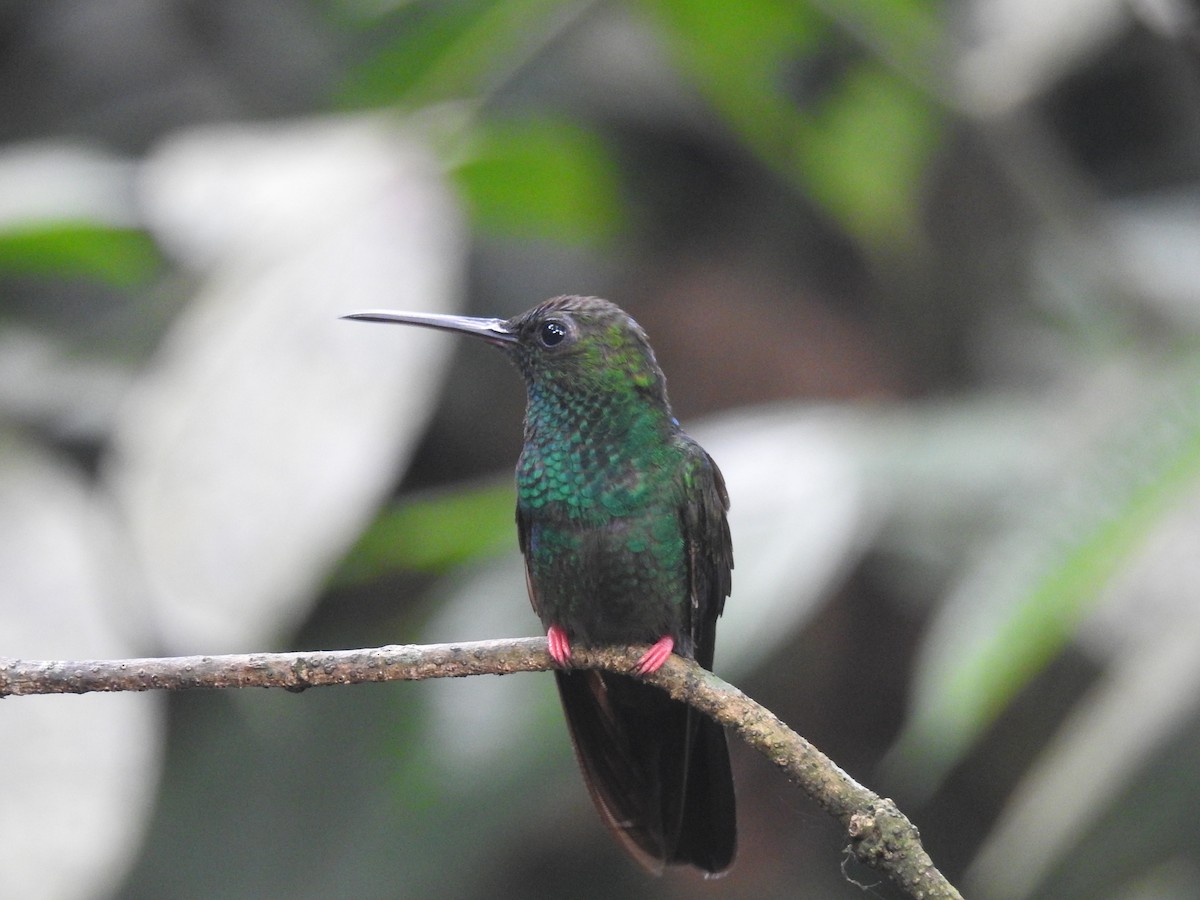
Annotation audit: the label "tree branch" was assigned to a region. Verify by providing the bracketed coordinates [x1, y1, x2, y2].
[0, 639, 961, 900]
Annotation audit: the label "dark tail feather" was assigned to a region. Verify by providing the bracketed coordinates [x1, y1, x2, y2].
[675, 712, 737, 874]
[554, 670, 736, 875]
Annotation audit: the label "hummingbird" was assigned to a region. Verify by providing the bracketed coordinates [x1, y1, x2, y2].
[345, 296, 736, 874]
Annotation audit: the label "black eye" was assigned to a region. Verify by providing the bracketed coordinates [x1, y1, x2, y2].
[538, 319, 568, 347]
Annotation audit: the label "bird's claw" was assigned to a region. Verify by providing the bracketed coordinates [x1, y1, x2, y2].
[547, 625, 572, 667]
[633, 635, 675, 675]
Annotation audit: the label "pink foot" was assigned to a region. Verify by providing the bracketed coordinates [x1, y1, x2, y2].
[547, 625, 572, 667]
[634, 635, 675, 675]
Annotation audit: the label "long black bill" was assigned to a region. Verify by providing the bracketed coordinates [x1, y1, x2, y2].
[342, 310, 517, 347]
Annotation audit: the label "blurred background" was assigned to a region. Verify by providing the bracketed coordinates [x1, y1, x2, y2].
[2, 1, 1200, 898]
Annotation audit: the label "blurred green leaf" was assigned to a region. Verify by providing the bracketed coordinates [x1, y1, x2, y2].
[0, 221, 160, 287]
[339, 480, 516, 581]
[452, 118, 624, 243]
[796, 63, 940, 246]
[643, 0, 820, 162]
[337, 0, 572, 109]
[643, 0, 941, 248]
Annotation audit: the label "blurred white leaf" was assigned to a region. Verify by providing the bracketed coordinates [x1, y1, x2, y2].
[0, 327, 134, 441]
[0, 434, 161, 900]
[693, 407, 875, 677]
[1108, 191, 1200, 329]
[106, 116, 466, 652]
[422, 554, 546, 774]
[956, 0, 1128, 114]
[0, 142, 137, 228]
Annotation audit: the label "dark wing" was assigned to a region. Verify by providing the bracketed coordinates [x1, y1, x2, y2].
[515, 503, 542, 621]
[668, 436, 736, 870]
[679, 436, 733, 671]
